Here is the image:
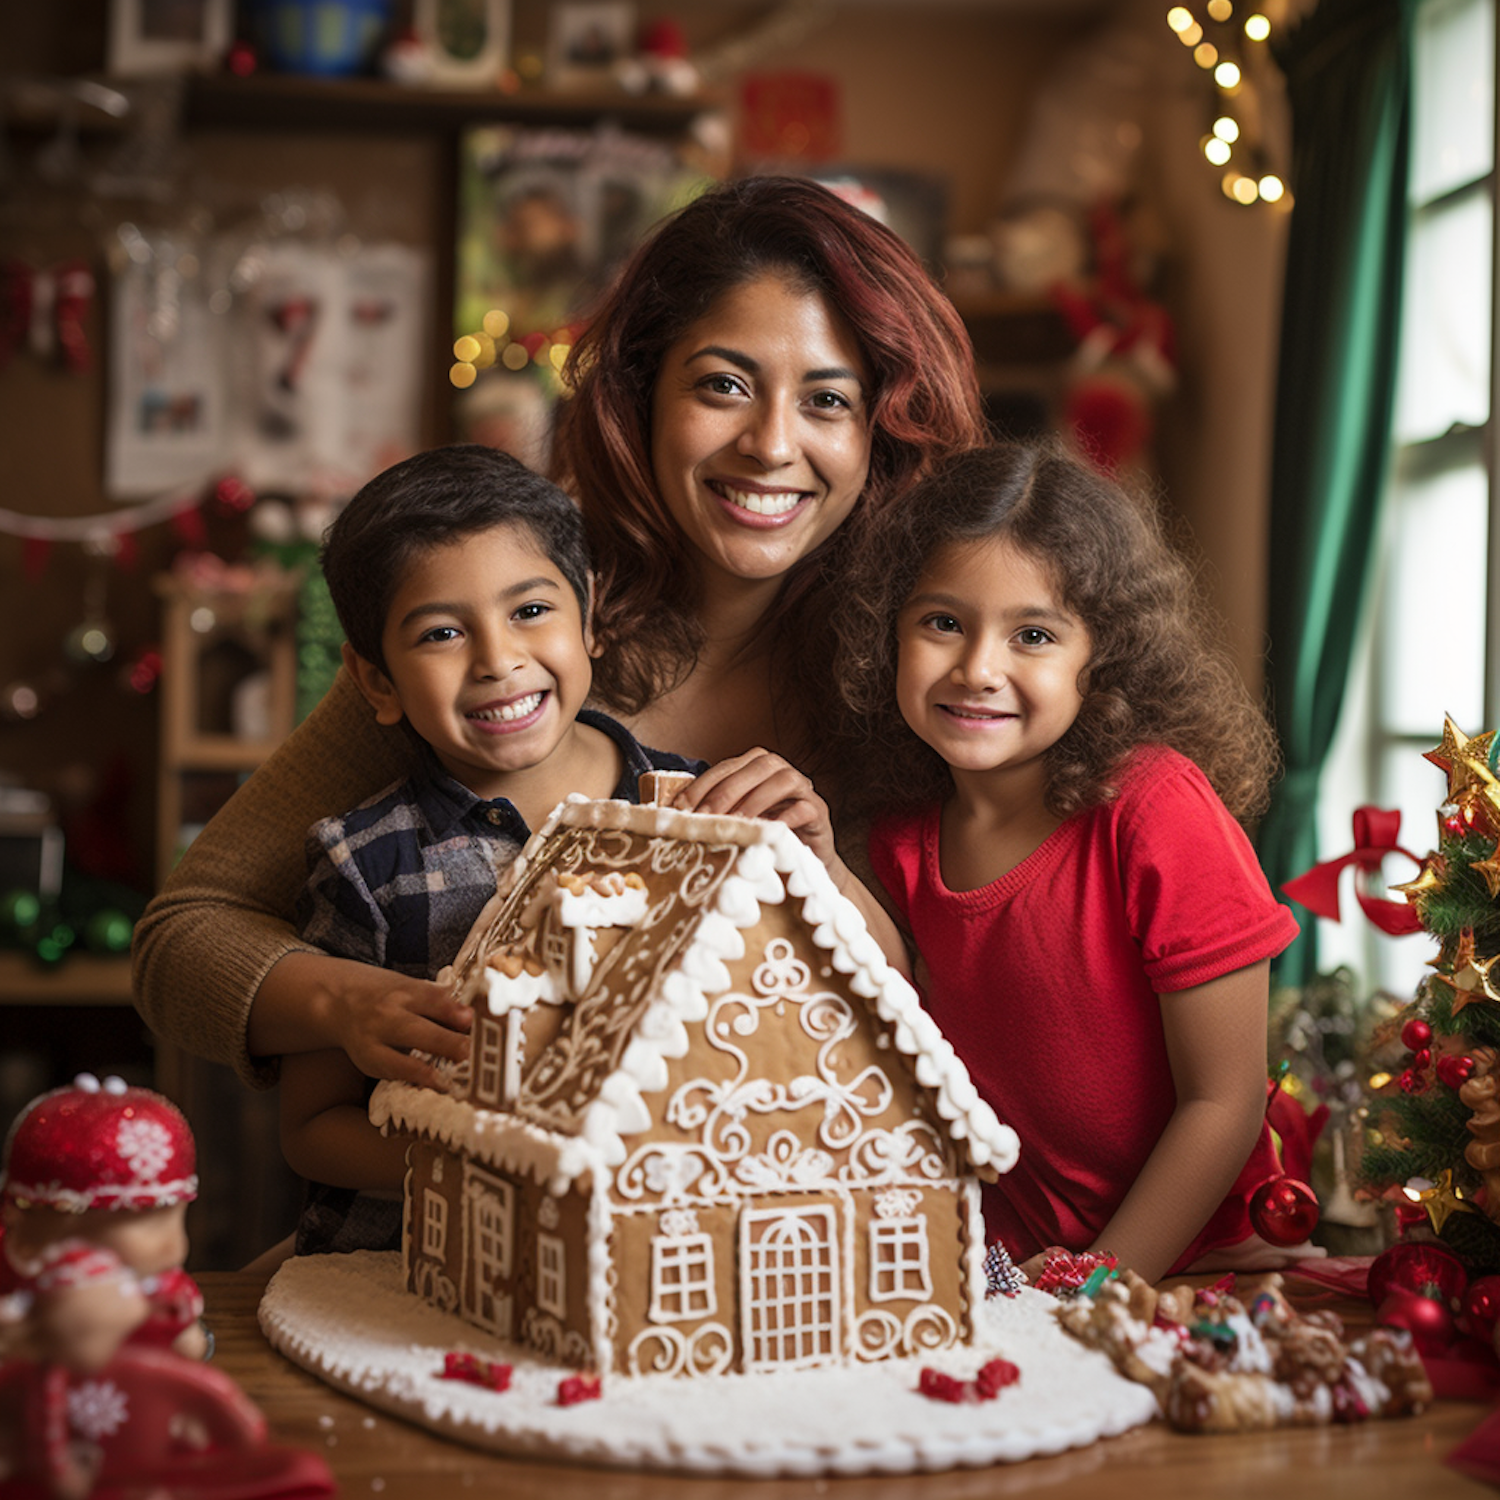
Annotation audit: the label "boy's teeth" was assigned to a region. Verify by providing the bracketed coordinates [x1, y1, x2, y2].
[471, 692, 543, 722]
[720, 485, 800, 516]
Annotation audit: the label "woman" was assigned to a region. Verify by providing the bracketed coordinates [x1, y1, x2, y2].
[131, 176, 986, 1093]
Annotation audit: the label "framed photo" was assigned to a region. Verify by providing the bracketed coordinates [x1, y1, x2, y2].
[547, 1, 635, 91]
[108, 0, 232, 78]
[414, 0, 510, 87]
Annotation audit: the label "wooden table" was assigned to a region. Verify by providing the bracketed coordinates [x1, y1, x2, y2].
[201, 1271, 1498, 1498]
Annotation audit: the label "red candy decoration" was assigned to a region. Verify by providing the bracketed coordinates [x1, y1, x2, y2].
[974, 1358, 1021, 1397]
[918, 1359, 1021, 1405]
[1401, 1018, 1434, 1051]
[1248, 1175, 1320, 1247]
[557, 1373, 601, 1406]
[1368, 1241, 1468, 1311]
[1376, 1286, 1457, 1357]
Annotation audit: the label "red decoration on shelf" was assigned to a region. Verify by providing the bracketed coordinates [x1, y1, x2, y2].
[1248, 1174, 1320, 1247]
[557, 1372, 601, 1406]
[1376, 1286, 1457, 1357]
[1465, 1277, 1500, 1341]
[1367, 1241, 1468, 1311]
[917, 1367, 968, 1404]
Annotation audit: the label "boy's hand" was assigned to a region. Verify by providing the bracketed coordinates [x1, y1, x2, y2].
[676, 749, 838, 867]
[324, 966, 472, 1090]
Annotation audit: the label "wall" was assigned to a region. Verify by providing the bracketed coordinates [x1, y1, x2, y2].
[0, 0, 1292, 884]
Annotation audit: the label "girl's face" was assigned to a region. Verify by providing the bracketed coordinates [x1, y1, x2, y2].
[649, 272, 872, 596]
[896, 535, 1092, 792]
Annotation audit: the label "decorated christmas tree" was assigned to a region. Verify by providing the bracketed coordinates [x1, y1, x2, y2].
[1358, 717, 1500, 1271]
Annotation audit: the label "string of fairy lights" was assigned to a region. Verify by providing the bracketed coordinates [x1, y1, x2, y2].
[1166, 2, 1289, 208]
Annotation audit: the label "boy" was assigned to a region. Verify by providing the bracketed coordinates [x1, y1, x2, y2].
[281, 444, 702, 1256]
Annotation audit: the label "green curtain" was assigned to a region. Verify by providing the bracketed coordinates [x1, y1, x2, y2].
[1258, 0, 1418, 985]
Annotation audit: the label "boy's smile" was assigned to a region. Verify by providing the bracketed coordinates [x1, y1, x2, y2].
[347, 522, 601, 805]
[896, 535, 1091, 796]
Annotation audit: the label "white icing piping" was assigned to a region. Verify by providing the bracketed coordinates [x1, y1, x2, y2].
[532, 801, 1018, 1179]
[587, 1172, 615, 1377]
[373, 1080, 602, 1194]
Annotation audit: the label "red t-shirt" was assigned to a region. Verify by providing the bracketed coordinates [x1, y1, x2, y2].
[869, 746, 1299, 1273]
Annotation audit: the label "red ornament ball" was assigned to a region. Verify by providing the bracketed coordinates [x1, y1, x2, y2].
[1465, 1276, 1500, 1341]
[1437, 1054, 1477, 1089]
[1402, 1017, 1434, 1051]
[1377, 1286, 1457, 1357]
[1248, 1175, 1320, 1247]
[1368, 1241, 1468, 1310]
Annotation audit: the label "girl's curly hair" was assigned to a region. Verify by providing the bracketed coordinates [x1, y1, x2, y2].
[832, 441, 1280, 826]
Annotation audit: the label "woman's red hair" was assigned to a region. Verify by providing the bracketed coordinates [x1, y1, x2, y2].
[555, 175, 986, 760]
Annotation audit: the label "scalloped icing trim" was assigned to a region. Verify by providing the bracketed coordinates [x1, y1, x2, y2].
[384, 795, 1019, 1189]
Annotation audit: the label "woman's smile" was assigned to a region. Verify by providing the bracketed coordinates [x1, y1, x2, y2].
[651, 272, 871, 590]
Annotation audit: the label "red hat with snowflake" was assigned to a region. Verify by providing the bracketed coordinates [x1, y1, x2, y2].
[0, 1074, 198, 1214]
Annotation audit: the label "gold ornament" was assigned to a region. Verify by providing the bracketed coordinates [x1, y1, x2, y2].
[1425, 717, 1498, 800]
[1408, 1168, 1478, 1235]
[1391, 861, 1441, 906]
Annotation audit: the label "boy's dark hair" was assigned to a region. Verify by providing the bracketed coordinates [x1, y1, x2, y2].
[833, 440, 1281, 826]
[320, 444, 590, 674]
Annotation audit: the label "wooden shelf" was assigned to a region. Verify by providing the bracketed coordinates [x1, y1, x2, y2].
[0, 952, 135, 1006]
[183, 72, 719, 136]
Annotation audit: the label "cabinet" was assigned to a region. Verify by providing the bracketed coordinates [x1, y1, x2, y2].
[153, 573, 301, 887]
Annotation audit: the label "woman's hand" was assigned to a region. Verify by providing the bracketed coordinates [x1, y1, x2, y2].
[676, 748, 838, 866]
[251, 951, 471, 1090]
[677, 750, 912, 978]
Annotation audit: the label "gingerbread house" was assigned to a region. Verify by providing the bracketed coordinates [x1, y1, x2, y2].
[370, 776, 1019, 1381]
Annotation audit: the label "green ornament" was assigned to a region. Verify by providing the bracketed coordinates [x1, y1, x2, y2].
[0, 888, 41, 934]
[85, 908, 134, 954]
[33, 922, 75, 965]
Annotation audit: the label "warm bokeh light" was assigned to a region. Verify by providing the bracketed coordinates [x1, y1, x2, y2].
[1167, 6, 1196, 33]
[1178, 20, 1204, 45]
[502, 342, 531, 371]
[482, 308, 510, 339]
[1215, 60, 1242, 88]
[1204, 136, 1232, 165]
[1213, 115, 1240, 142]
[450, 361, 477, 388]
[1207, 0, 1233, 18]
[1245, 13, 1271, 41]
[1194, 42, 1219, 68]
[1231, 174, 1260, 204]
[1258, 173, 1286, 202]
[453, 334, 481, 363]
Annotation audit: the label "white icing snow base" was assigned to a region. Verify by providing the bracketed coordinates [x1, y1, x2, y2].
[259, 1251, 1159, 1477]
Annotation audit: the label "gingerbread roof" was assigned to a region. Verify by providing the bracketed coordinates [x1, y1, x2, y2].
[372, 795, 1020, 1193]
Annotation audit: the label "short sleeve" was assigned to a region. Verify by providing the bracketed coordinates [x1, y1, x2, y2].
[1117, 759, 1299, 992]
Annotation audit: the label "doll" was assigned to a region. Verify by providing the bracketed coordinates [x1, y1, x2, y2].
[0, 1074, 334, 1500]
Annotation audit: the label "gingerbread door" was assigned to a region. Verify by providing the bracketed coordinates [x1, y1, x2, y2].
[739, 1203, 843, 1372]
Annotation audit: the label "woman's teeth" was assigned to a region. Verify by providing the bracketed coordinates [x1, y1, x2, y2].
[718, 485, 802, 516]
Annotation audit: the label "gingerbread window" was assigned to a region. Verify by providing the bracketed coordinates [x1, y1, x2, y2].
[649, 1229, 716, 1323]
[868, 1216, 932, 1303]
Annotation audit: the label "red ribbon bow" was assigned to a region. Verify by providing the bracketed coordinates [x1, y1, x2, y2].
[1281, 806, 1426, 936]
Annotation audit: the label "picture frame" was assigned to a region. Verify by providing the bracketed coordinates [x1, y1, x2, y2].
[546, 1, 635, 91]
[413, 0, 511, 87]
[107, 0, 233, 78]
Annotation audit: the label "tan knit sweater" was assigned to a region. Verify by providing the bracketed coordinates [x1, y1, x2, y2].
[131, 669, 416, 1086]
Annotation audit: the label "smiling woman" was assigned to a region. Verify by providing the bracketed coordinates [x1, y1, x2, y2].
[131, 175, 987, 1097]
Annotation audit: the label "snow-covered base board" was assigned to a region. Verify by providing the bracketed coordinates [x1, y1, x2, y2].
[259, 1251, 1160, 1478]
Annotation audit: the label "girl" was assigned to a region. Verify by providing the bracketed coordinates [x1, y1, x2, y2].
[832, 442, 1305, 1284]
